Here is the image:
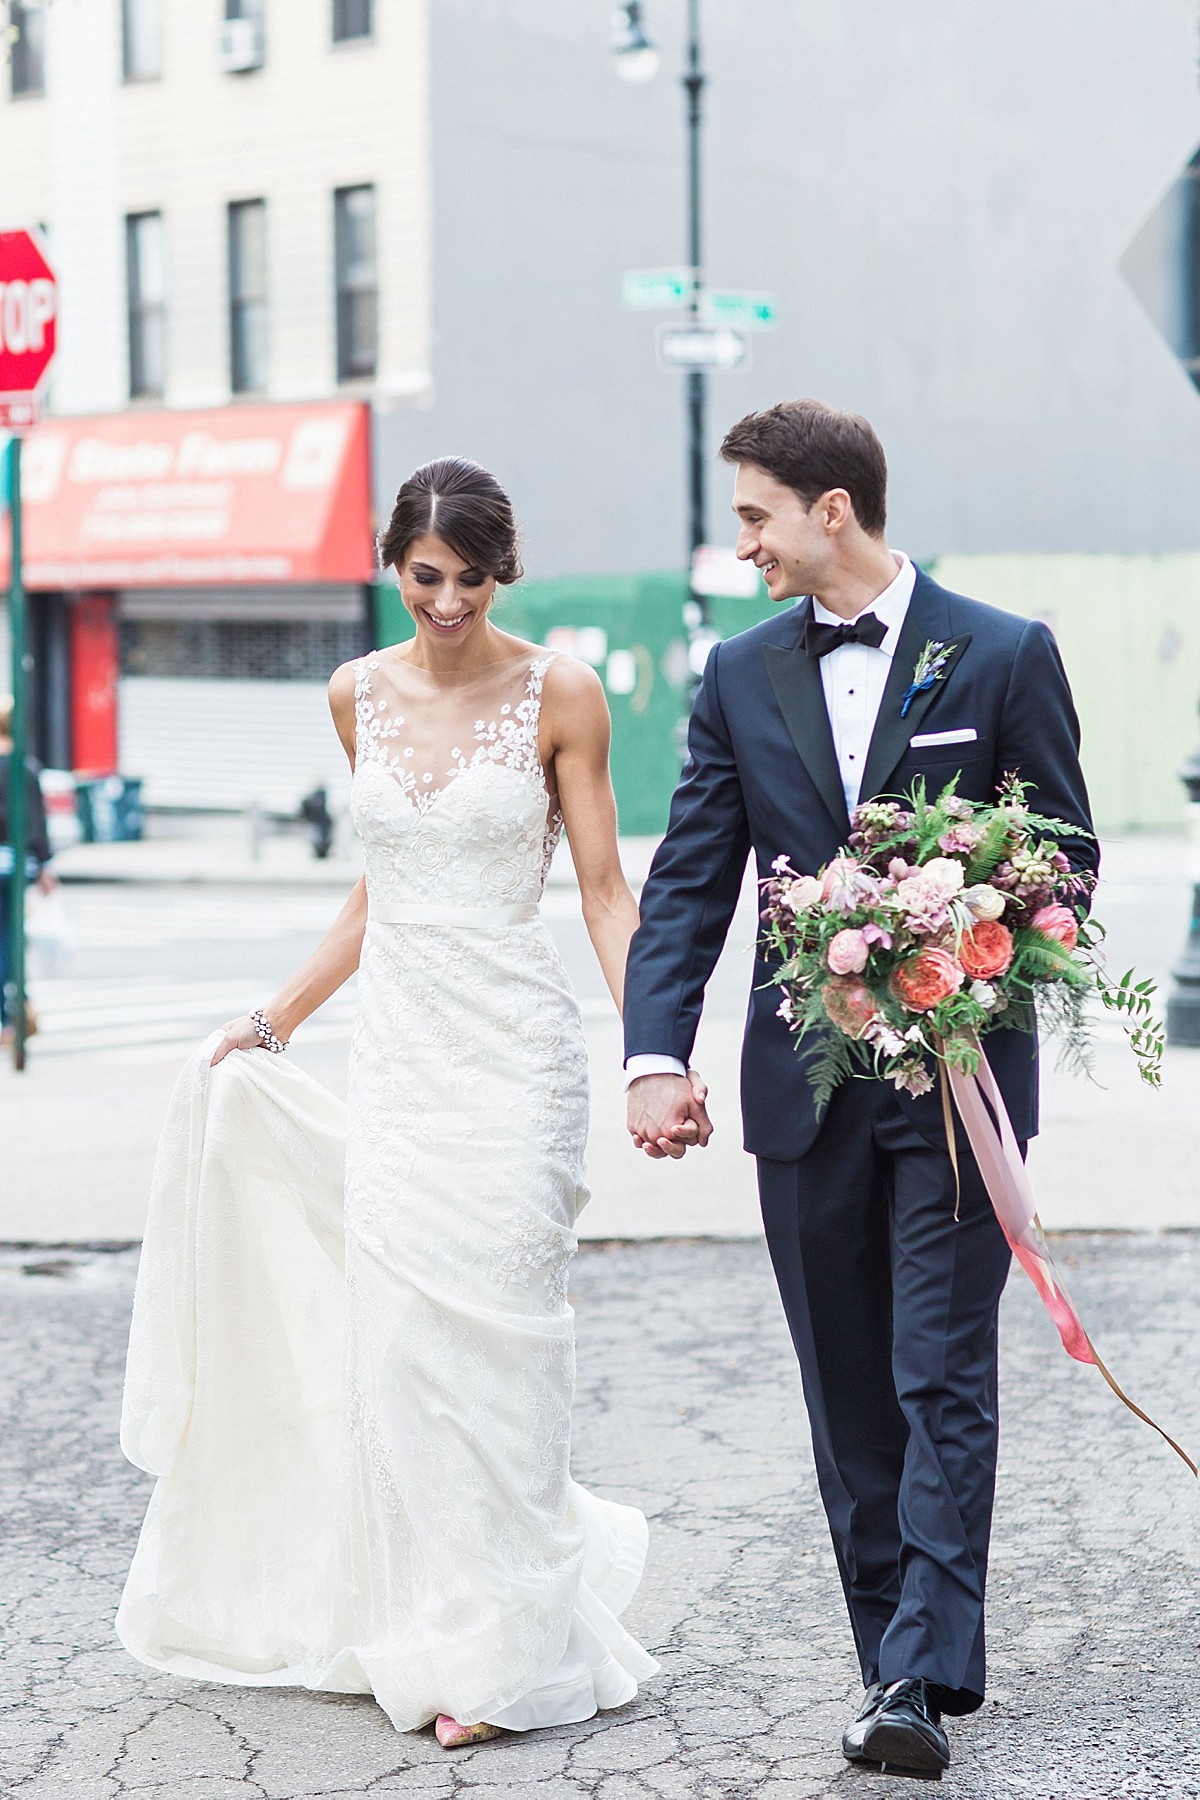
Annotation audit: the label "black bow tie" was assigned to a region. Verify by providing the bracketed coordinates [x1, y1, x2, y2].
[803, 612, 888, 658]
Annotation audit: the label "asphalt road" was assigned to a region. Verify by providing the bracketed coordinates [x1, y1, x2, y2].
[2, 1234, 1198, 1799]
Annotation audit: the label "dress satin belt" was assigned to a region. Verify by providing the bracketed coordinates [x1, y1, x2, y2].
[368, 898, 539, 928]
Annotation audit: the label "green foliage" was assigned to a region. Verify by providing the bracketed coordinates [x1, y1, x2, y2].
[964, 811, 1015, 885]
[1096, 967, 1165, 1087]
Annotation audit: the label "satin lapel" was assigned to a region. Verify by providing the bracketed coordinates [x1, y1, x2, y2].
[858, 581, 971, 802]
[762, 602, 851, 837]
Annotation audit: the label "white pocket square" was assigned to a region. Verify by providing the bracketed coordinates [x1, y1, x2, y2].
[910, 728, 978, 747]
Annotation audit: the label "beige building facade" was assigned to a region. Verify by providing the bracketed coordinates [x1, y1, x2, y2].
[2, 0, 432, 416]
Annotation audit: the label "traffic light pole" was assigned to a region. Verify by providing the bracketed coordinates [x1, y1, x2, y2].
[6, 434, 29, 1071]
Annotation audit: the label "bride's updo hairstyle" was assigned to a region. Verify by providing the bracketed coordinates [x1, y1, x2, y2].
[378, 457, 524, 586]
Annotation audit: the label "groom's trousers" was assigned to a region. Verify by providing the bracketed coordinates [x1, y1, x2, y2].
[757, 1077, 1014, 1714]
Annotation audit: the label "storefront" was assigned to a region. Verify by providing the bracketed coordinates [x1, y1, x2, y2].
[0, 401, 374, 814]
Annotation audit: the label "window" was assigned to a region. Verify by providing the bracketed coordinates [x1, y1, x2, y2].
[9, 2, 46, 96]
[228, 200, 268, 393]
[126, 212, 166, 399]
[224, 0, 262, 16]
[121, 0, 161, 80]
[333, 0, 372, 41]
[334, 185, 377, 381]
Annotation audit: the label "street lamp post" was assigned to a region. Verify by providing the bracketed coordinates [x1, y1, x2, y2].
[612, 0, 708, 568]
[1165, 728, 1200, 1046]
[682, 1, 706, 563]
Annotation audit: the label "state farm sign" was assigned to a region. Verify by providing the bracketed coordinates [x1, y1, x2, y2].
[0, 402, 375, 588]
[0, 229, 58, 427]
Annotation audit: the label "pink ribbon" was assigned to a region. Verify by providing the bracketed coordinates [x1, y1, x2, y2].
[945, 1048, 1196, 1476]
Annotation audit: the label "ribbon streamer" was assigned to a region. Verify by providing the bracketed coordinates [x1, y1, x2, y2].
[945, 1045, 1196, 1476]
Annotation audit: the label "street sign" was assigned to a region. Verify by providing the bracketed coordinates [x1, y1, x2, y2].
[622, 267, 697, 311]
[0, 228, 58, 429]
[700, 289, 778, 331]
[656, 323, 750, 372]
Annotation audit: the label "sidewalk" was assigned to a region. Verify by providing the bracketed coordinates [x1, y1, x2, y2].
[50, 830, 662, 890]
[3, 831, 1198, 1244]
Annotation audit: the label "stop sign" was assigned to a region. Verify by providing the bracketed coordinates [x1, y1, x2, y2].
[0, 229, 58, 416]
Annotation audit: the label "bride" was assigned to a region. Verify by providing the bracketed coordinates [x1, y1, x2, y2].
[116, 457, 698, 1747]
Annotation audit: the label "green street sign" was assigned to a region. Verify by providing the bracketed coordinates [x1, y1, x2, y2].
[701, 289, 778, 331]
[621, 267, 697, 311]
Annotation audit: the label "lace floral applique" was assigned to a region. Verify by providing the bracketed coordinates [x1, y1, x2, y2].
[355, 654, 558, 818]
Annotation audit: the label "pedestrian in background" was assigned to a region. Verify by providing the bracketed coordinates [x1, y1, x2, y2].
[0, 694, 55, 1046]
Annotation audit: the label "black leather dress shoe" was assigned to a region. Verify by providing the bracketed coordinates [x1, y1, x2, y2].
[841, 1682, 888, 1760]
[860, 1678, 950, 1774]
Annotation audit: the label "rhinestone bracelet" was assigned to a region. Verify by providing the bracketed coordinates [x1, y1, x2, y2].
[251, 1008, 289, 1054]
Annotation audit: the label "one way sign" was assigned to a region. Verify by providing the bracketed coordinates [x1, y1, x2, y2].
[656, 323, 750, 373]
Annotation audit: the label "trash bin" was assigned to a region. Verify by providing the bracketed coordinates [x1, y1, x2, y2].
[75, 775, 144, 843]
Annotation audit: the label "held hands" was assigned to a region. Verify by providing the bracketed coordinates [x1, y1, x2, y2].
[210, 1014, 265, 1066]
[627, 1069, 713, 1160]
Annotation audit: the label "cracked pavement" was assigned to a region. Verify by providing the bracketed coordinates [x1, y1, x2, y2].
[2, 1234, 1198, 1799]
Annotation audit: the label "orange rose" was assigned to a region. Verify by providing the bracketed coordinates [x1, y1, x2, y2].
[822, 978, 880, 1039]
[890, 947, 965, 1013]
[958, 921, 1014, 981]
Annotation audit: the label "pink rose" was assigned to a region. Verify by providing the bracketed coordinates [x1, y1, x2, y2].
[821, 855, 861, 899]
[890, 947, 965, 1013]
[1030, 904, 1079, 951]
[827, 928, 869, 975]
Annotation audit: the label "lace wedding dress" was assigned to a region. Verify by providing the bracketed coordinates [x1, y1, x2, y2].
[117, 648, 658, 1732]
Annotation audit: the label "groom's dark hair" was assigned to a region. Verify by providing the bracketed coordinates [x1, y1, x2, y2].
[720, 400, 888, 537]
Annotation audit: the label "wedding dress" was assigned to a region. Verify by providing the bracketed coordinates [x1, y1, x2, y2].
[116, 647, 658, 1732]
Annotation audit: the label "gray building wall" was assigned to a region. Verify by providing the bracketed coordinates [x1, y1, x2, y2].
[374, 0, 1200, 576]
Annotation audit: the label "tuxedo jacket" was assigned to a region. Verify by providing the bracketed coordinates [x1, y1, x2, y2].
[623, 568, 1098, 1163]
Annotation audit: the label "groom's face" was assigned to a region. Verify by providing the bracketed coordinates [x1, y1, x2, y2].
[732, 463, 836, 603]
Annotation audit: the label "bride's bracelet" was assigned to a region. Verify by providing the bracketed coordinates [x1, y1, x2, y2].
[251, 1008, 289, 1054]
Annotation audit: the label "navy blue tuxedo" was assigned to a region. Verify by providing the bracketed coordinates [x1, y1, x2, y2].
[624, 569, 1097, 1158]
[624, 568, 1097, 1712]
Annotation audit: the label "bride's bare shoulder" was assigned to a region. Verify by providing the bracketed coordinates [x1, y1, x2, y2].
[540, 651, 607, 740]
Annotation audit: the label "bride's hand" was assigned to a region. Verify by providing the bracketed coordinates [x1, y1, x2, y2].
[210, 1015, 262, 1066]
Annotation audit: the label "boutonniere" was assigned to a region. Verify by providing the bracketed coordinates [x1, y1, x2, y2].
[901, 639, 954, 717]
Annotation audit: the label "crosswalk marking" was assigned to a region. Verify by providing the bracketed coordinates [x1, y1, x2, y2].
[25, 978, 358, 1059]
[22, 974, 613, 1062]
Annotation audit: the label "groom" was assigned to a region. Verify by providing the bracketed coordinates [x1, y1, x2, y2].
[623, 400, 1096, 1775]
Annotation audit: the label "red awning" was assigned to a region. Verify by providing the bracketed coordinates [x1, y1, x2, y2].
[1, 401, 374, 588]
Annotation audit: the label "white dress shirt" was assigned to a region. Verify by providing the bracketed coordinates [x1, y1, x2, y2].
[625, 554, 915, 1089]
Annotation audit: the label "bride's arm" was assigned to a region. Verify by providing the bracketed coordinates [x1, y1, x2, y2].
[544, 658, 642, 1015]
[211, 662, 364, 1065]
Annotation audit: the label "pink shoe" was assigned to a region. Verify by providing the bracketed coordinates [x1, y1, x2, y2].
[434, 1714, 504, 1749]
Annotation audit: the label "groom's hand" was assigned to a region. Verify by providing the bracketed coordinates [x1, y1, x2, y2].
[627, 1071, 713, 1160]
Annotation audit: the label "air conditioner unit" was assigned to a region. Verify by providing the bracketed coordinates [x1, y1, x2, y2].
[217, 18, 265, 73]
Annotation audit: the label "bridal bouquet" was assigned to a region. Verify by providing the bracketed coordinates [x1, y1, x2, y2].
[760, 775, 1163, 1110]
[762, 777, 1191, 1474]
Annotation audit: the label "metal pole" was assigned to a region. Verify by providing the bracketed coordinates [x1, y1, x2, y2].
[1165, 737, 1200, 1046]
[6, 433, 29, 1070]
[683, 0, 706, 576]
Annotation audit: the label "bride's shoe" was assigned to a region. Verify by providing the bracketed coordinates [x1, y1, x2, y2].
[434, 1714, 505, 1749]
